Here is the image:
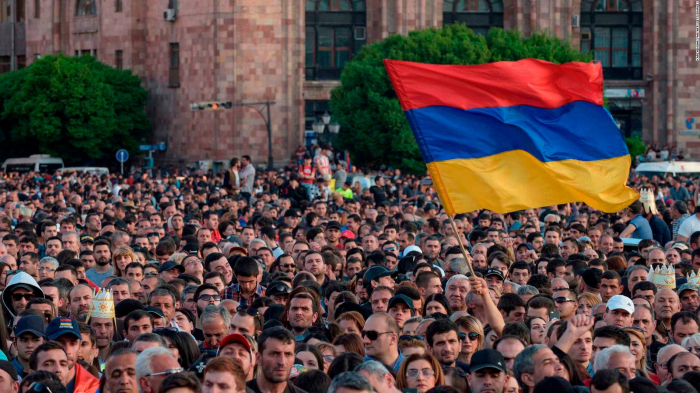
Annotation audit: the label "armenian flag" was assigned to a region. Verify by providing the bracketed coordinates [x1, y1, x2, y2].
[384, 59, 639, 215]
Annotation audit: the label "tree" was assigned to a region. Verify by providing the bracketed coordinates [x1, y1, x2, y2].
[0, 55, 150, 164]
[330, 25, 592, 173]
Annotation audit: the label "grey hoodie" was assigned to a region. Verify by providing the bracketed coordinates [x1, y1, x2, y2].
[2, 271, 44, 319]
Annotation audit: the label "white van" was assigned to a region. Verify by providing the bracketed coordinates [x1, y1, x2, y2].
[1, 155, 64, 174]
[57, 167, 109, 176]
[635, 161, 700, 178]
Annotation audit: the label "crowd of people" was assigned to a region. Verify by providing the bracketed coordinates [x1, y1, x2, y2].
[0, 148, 697, 393]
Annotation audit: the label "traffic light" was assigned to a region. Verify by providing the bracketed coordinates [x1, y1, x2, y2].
[190, 101, 233, 111]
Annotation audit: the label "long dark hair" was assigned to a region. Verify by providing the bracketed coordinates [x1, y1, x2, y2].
[155, 328, 201, 369]
[423, 293, 452, 317]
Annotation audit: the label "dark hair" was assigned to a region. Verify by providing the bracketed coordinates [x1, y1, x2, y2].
[257, 326, 295, 353]
[233, 256, 258, 278]
[592, 326, 631, 346]
[671, 311, 700, 333]
[498, 293, 526, 314]
[295, 343, 324, 370]
[159, 372, 202, 393]
[590, 370, 630, 393]
[423, 293, 452, 317]
[327, 352, 364, 379]
[666, 380, 697, 393]
[294, 369, 331, 393]
[19, 371, 61, 391]
[29, 341, 66, 371]
[124, 310, 153, 332]
[155, 328, 201, 369]
[681, 370, 700, 389]
[526, 296, 555, 313]
[632, 281, 657, 297]
[501, 322, 531, 346]
[426, 318, 459, 347]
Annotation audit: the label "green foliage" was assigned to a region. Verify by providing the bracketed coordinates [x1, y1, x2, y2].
[625, 134, 647, 159]
[0, 55, 150, 164]
[331, 24, 593, 173]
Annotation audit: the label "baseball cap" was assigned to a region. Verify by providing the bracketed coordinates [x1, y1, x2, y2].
[606, 295, 634, 315]
[326, 221, 342, 231]
[284, 209, 301, 218]
[218, 333, 251, 355]
[144, 306, 165, 319]
[158, 261, 185, 274]
[0, 360, 18, 381]
[80, 235, 94, 244]
[46, 317, 81, 340]
[484, 268, 505, 281]
[364, 266, 392, 284]
[534, 377, 575, 393]
[468, 349, 507, 373]
[15, 315, 45, 338]
[517, 243, 534, 251]
[115, 299, 145, 318]
[388, 294, 415, 311]
[266, 281, 291, 297]
[678, 283, 699, 295]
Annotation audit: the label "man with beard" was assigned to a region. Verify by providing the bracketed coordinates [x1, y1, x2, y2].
[426, 318, 468, 372]
[303, 251, 328, 286]
[467, 349, 510, 393]
[85, 239, 113, 284]
[69, 284, 93, 323]
[287, 292, 319, 342]
[247, 327, 306, 393]
[87, 289, 117, 363]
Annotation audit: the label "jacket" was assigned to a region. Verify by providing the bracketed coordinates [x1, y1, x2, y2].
[2, 271, 44, 319]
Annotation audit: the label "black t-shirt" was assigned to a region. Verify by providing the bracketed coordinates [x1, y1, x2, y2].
[247, 379, 309, 393]
[370, 185, 388, 204]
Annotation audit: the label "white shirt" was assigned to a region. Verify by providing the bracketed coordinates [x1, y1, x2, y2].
[677, 214, 700, 239]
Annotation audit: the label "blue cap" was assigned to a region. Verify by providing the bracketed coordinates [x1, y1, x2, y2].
[46, 317, 81, 340]
[15, 315, 45, 338]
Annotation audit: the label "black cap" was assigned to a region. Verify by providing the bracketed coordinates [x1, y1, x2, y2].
[364, 266, 392, 284]
[326, 221, 342, 230]
[266, 281, 291, 297]
[46, 317, 81, 341]
[335, 301, 372, 321]
[188, 350, 218, 377]
[628, 378, 659, 393]
[115, 299, 145, 318]
[468, 349, 507, 373]
[158, 261, 185, 274]
[284, 209, 301, 218]
[80, 235, 95, 244]
[144, 306, 165, 319]
[534, 377, 575, 393]
[15, 315, 45, 338]
[0, 360, 18, 381]
[388, 294, 414, 311]
[484, 268, 505, 281]
[582, 268, 603, 290]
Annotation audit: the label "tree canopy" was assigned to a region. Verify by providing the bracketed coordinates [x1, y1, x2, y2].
[0, 55, 150, 164]
[330, 24, 592, 173]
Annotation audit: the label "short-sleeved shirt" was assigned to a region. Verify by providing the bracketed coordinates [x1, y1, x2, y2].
[677, 214, 700, 239]
[630, 214, 653, 240]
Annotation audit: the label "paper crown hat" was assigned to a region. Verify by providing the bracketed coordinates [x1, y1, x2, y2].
[648, 265, 676, 290]
[87, 288, 115, 321]
[688, 271, 700, 286]
[639, 188, 658, 215]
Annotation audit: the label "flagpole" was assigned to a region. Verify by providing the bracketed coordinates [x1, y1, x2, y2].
[448, 215, 475, 277]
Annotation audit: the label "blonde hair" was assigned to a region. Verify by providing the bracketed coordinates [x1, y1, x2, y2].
[112, 246, 137, 277]
[624, 327, 649, 378]
[169, 252, 187, 264]
[577, 292, 602, 307]
[455, 315, 484, 351]
[396, 353, 445, 391]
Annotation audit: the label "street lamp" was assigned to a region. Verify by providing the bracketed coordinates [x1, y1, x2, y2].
[313, 113, 341, 144]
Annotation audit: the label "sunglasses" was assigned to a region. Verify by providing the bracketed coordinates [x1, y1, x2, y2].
[237, 306, 260, 317]
[268, 284, 291, 294]
[280, 264, 296, 269]
[459, 332, 480, 342]
[399, 335, 424, 341]
[12, 293, 35, 302]
[199, 294, 221, 302]
[554, 297, 576, 304]
[361, 330, 392, 340]
[145, 367, 184, 377]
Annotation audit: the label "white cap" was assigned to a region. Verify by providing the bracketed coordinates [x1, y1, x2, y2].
[606, 295, 634, 315]
[403, 245, 422, 256]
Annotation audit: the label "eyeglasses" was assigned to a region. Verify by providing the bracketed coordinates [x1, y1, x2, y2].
[459, 332, 480, 342]
[399, 335, 424, 341]
[361, 330, 393, 340]
[406, 368, 435, 378]
[554, 297, 576, 304]
[237, 306, 260, 316]
[198, 294, 221, 302]
[12, 293, 35, 302]
[323, 355, 336, 362]
[184, 259, 201, 267]
[145, 367, 184, 377]
[280, 263, 296, 269]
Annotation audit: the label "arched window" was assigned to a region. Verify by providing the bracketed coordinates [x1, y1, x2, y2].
[305, 0, 366, 80]
[443, 0, 503, 35]
[580, 0, 642, 80]
[76, 0, 97, 16]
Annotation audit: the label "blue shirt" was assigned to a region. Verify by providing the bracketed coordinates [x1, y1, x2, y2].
[365, 351, 406, 373]
[630, 215, 653, 240]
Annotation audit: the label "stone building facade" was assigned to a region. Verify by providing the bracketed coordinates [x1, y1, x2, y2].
[0, 0, 698, 166]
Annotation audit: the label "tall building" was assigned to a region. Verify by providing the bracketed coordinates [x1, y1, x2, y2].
[0, 0, 697, 165]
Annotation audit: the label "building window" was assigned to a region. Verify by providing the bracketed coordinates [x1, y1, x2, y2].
[115, 50, 123, 70]
[0, 0, 9, 23]
[169, 43, 180, 87]
[580, 0, 642, 80]
[116, 0, 122, 12]
[34, 0, 39, 18]
[17, 56, 26, 69]
[0, 56, 10, 74]
[16, 0, 24, 22]
[81, 49, 92, 56]
[305, 0, 366, 81]
[76, 0, 97, 16]
[443, 0, 503, 35]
